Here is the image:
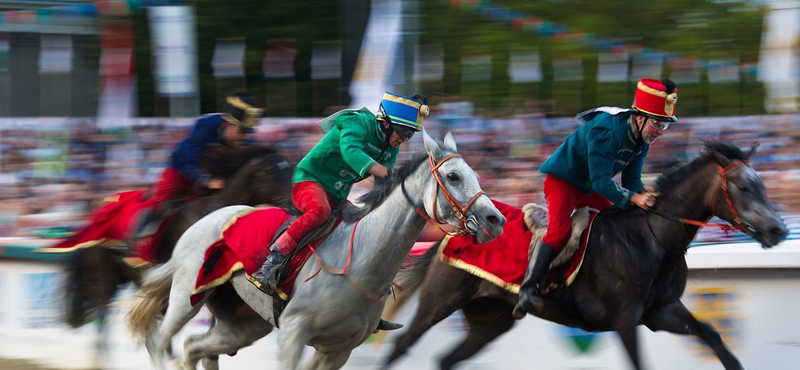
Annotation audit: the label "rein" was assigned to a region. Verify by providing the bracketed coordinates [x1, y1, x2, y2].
[402, 154, 487, 241]
[650, 159, 753, 238]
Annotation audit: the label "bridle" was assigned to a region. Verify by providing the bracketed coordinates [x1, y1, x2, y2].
[402, 153, 487, 240]
[650, 159, 755, 235]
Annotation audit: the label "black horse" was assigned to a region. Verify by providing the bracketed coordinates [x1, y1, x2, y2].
[62, 143, 294, 328]
[382, 141, 788, 370]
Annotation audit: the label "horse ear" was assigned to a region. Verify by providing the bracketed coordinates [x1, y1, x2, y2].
[423, 128, 443, 159]
[443, 131, 458, 153]
[744, 142, 760, 160]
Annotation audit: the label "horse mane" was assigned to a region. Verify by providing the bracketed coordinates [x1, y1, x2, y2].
[201, 143, 279, 178]
[342, 152, 430, 222]
[653, 140, 744, 192]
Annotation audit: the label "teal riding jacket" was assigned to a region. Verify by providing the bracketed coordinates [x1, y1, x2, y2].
[539, 109, 648, 209]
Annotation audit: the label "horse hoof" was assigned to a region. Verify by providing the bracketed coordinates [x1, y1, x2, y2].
[512, 307, 527, 320]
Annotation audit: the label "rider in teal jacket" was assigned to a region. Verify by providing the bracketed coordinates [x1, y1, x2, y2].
[539, 109, 648, 209]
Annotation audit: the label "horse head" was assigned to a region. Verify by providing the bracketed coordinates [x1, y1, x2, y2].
[703, 141, 788, 248]
[245, 152, 293, 208]
[416, 129, 506, 243]
[203, 143, 293, 208]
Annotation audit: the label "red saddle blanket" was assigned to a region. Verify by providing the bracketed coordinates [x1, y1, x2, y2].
[191, 207, 339, 305]
[439, 200, 594, 293]
[38, 190, 152, 253]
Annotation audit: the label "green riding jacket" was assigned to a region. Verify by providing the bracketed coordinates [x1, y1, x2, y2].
[294, 110, 398, 204]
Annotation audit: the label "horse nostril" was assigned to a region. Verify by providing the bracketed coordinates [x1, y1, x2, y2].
[772, 226, 788, 237]
[487, 215, 501, 225]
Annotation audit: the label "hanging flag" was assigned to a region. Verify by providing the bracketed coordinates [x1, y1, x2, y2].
[311, 41, 341, 80]
[414, 44, 444, 82]
[630, 53, 663, 82]
[0, 33, 8, 74]
[553, 57, 582, 81]
[263, 40, 296, 78]
[508, 48, 542, 83]
[211, 39, 246, 78]
[147, 5, 198, 96]
[707, 59, 740, 83]
[39, 34, 73, 74]
[668, 56, 700, 83]
[597, 51, 629, 82]
[462, 47, 492, 82]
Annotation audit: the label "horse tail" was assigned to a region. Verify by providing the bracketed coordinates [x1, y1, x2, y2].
[383, 238, 442, 321]
[127, 259, 176, 342]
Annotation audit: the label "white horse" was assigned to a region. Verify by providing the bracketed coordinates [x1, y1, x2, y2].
[127, 130, 507, 370]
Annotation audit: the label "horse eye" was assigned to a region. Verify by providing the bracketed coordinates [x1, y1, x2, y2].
[447, 172, 460, 182]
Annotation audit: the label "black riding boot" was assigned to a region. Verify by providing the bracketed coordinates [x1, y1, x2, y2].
[512, 240, 557, 319]
[374, 318, 403, 333]
[252, 243, 287, 294]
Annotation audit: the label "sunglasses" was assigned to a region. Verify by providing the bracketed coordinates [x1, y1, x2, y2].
[648, 117, 670, 131]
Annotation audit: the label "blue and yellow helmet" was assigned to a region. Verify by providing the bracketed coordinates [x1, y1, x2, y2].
[377, 92, 429, 131]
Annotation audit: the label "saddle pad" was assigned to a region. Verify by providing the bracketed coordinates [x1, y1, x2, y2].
[37, 190, 151, 253]
[192, 207, 340, 305]
[440, 200, 597, 293]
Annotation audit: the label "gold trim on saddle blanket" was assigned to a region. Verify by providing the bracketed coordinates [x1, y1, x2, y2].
[438, 235, 524, 293]
[438, 208, 596, 295]
[191, 207, 259, 297]
[34, 238, 127, 253]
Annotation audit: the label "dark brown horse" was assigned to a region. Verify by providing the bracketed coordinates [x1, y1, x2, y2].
[382, 141, 789, 370]
[62, 143, 294, 328]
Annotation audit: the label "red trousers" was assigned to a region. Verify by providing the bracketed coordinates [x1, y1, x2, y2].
[277, 181, 337, 255]
[150, 167, 194, 209]
[542, 175, 612, 251]
[134, 167, 194, 262]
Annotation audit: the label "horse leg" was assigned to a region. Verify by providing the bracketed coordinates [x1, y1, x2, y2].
[300, 349, 353, 370]
[183, 313, 273, 370]
[439, 299, 516, 370]
[277, 314, 315, 370]
[382, 266, 479, 369]
[146, 284, 208, 370]
[612, 303, 645, 370]
[643, 301, 743, 370]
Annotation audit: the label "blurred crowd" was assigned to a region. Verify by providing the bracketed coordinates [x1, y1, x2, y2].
[2, 112, 800, 240]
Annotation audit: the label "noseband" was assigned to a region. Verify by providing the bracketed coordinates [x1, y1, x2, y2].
[402, 153, 486, 238]
[651, 159, 754, 234]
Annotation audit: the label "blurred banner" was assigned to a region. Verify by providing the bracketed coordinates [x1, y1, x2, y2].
[508, 48, 542, 83]
[263, 40, 296, 78]
[630, 53, 663, 82]
[211, 38, 245, 78]
[707, 59, 741, 83]
[38, 34, 73, 74]
[552, 56, 582, 82]
[461, 47, 492, 82]
[97, 3, 136, 122]
[668, 56, 701, 84]
[414, 44, 444, 82]
[596, 51, 629, 82]
[348, 0, 402, 109]
[758, 1, 800, 113]
[147, 5, 198, 97]
[311, 41, 342, 80]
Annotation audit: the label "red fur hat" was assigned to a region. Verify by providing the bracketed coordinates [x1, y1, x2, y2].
[632, 78, 678, 122]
